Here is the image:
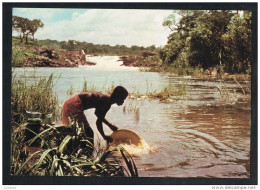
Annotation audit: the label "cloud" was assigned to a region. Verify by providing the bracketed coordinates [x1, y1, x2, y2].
[13, 8, 173, 47]
[13, 8, 60, 22]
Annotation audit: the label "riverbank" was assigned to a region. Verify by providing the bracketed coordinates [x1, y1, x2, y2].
[139, 64, 251, 81]
[12, 43, 161, 68]
[12, 43, 251, 82]
[12, 45, 96, 67]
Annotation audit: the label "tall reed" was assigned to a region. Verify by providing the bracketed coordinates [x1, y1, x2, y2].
[11, 72, 59, 125]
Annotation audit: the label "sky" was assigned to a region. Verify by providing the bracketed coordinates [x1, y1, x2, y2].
[13, 8, 173, 47]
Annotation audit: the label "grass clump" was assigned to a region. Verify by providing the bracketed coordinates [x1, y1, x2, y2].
[80, 78, 98, 93]
[11, 120, 138, 177]
[129, 82, 187, 101]
[11, 72, 59, 125]
[12, 46, 39, 67]
[147, 83, 186, 100]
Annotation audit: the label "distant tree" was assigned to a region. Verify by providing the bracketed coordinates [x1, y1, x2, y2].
[28, 19, 44, 41]
[147, 45, 156, 52]
[12, 16, 30, 43]
[33, 39, 160, 56]
[131, 45, 139, 51]
[12, 16, 44, 44]
[60, 41, 67, 49]
[162, 14, 176, 31]
[67, 40, 76, 51]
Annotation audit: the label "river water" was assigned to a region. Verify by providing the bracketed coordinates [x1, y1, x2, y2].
[13, 56, 251, 178]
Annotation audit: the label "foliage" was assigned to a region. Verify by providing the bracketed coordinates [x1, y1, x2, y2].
[161, 10, 252, 74]
[146, 82, 187, 101]
[12, 16, 44, 44]
[11, 73, 59, 125]
[139, 55, 162, 66]
[222, 11, 252, 73]
[11, 120, 138, 177]
[12, 45, 39, 67]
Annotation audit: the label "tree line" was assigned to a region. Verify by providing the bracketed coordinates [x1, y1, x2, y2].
[160, 10, 252, 74]
[37, 39, 159, 56]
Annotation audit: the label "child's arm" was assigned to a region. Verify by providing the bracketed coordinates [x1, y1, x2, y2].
[96, 117, 117, 142]
[95, 101, 118, 131]
[95, 104, 115, 142]
[96, 118, 112, 142]
[103, 119, 118, 131]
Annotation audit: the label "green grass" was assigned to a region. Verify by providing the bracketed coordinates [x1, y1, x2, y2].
[11, 120, 138, 177]
[12, 46, 39, 67]
[11, 72, 59, 125]
[128, 82, 187, 102]
[146, 83, 187, 100]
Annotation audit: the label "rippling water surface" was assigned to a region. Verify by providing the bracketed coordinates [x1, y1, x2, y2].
[13, 56, 251, 178]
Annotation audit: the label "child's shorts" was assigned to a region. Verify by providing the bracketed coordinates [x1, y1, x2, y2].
[62, 95, 89, 127]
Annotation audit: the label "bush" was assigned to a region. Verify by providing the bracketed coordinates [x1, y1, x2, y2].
[140, 55, 162, 66]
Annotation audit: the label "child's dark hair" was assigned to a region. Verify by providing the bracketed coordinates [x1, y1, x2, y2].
[111, 86, 128, 100]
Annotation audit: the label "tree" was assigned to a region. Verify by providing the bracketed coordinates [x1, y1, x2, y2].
[28, 19, 44, 41]
[160, 11, 201, 67]
[12, 16, 44, 44]
[187, 10, 234, 69]
[12, 16, 30, 43]
[222, 11, 252, 73]
[161, 10, 252, 74]
[67, 40, 76, 51]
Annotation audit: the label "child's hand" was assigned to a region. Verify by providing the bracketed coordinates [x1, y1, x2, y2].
[111, 125, 118, 132]
[104, 136, 113, 143]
